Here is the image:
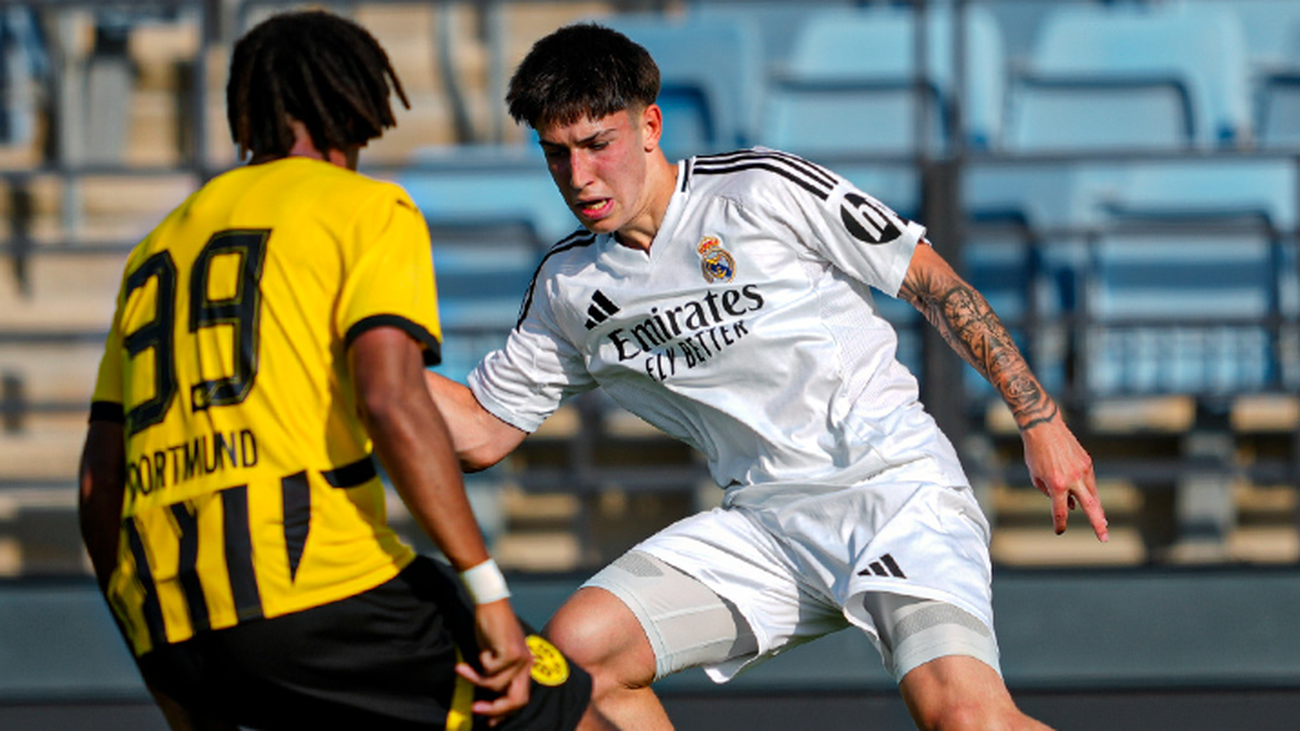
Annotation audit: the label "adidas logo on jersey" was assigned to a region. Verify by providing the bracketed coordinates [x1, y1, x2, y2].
[585, 290, 621, 330]
[858, 553, 907, 579]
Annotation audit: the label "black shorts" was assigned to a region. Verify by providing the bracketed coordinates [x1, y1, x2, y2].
[136, 556, 592, 730]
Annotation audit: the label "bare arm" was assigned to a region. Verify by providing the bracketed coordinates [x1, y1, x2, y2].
[898, 243, 1108, 541]
[78, 420, 127, 592]
[423, 370, 527, 472]
[350, 327, 531, 721]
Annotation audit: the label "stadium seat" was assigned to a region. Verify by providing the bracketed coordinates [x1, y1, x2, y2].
[1005, 2, 1253, 152]
[1257, 74, 1300, 148]
[395, 145, 574, 243]
[1085, 234, 1279, 397]
[1218, 0, 1300, 145]
[0, 7, 46, 147]
[760, 4, 1006, 156]
[1220, 0, 1300, 74]
[691, 1, 856, 80]
[392, 145, 575, 382]
[1080, 158, 1298, 397]
[599, 13, 764, 160]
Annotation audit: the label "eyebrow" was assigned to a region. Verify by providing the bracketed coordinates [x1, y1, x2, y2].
[541, 126, 617, 149]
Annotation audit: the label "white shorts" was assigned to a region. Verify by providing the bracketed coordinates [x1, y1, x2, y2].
[583, 480, 998, 683]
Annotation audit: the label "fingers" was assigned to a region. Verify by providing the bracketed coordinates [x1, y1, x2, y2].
[456, 647, 531, 693]
[1049, 479, 1071, 536]
[1077, 482, 1110, 543]
[1044, 477, 1110, 543]
[456, 640, 534, 724]
[466, 662, 533, 726]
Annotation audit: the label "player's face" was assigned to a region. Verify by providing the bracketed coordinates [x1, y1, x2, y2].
[538, 106, 660, 241]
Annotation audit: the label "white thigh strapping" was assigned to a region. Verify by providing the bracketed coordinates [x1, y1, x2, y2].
[583, 551, 757, 681]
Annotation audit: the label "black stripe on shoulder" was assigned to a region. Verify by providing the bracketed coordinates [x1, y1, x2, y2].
[690, 149, 837, 201]
[695, 149, 838, 190]
[515, 229, 598, 330]
[345, 314, 442, 367]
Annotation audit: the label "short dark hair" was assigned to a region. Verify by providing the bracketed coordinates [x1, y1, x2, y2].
[226, 10, 409, 159]
[507, 23, 659, 130]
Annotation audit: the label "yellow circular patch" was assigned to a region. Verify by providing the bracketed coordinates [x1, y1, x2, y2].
[526, 635, 570, 687]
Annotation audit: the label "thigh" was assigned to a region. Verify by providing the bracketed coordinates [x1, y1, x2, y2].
[898, 655, 1037, 731]
[862, 593, 1001, 683]
[579, 550, 758, 681]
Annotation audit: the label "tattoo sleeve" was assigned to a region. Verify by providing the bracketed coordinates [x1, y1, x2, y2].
[899, 250, 1059, 431]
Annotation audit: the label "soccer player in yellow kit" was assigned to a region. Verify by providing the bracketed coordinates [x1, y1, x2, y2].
[78, 11, 612, 731]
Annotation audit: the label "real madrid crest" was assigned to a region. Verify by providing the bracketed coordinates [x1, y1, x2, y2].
[697, 235, 735, 283]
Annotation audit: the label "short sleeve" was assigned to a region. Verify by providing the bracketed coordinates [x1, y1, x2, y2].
[337, 191, 442, 366]
[761, 151, 924, 297]
[467, 278, 596, 433]
[90, 315, 126, 422]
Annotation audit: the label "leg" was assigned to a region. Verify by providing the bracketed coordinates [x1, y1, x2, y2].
[546, 549, 763, 731]
[861, 592, 1048, 731]
[899, 655, 1052, 731]
[547, 586, 674, 730]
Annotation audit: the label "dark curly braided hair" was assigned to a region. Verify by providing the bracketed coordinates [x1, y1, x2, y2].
[226, 9, 409, 159]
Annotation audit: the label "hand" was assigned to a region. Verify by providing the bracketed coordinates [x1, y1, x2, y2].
[456, 599, 533, 726]
[1021, 417, 1109, 542]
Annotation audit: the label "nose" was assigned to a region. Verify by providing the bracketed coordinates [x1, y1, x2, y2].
[566, 150, 593, 191]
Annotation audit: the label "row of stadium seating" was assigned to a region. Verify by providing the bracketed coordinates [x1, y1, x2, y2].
[0, 1, 1296, 573]
[633, 1, 1300, 158]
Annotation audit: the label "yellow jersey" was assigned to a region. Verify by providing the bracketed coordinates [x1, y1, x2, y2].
[90, 157, 441, 656]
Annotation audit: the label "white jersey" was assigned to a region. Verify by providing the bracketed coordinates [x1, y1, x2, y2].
[468, 148, 969, 507]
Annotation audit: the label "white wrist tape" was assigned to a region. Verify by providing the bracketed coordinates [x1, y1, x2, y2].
[459, 558, 511, 605]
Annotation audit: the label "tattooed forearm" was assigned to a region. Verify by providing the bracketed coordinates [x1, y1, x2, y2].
[900, 256, 1059, 431]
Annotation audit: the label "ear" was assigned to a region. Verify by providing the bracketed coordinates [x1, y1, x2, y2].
[641, 103, 663, 152]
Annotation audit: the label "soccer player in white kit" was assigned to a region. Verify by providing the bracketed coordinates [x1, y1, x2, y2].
[425, 23, 1110, 731]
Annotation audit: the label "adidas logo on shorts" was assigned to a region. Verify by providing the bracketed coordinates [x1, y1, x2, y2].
[858, 553, 907, 579]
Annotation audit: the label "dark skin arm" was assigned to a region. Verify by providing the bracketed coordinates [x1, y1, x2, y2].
[350, 326, 531, 724]
[78, 420, 126, 592]
[898, 242, 1108, 541]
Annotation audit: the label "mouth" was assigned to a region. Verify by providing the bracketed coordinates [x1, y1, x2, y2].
[575, 198, 613, 220]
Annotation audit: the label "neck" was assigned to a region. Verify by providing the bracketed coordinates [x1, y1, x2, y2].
[250, 119, 358, 170]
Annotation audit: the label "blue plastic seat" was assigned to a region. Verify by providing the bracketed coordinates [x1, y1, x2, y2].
[600, 13, 764, 159]
[390, 145, 575, 382]
[760, 4, 1006, 156]
[1079, 157, 1298, 397]
[1219, 0, 1300, 73]
[0, 7, 47, 146]
[1257, 74, 1300, 148]
[1085, 232, 1279, 397]
[1005, 3, 1252, 152]
[691, 1, 857, 80]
